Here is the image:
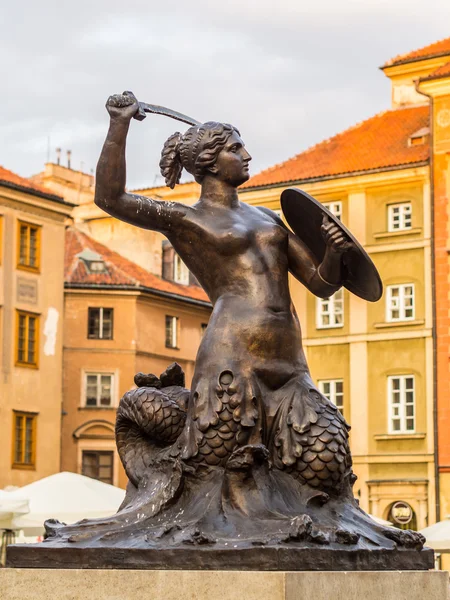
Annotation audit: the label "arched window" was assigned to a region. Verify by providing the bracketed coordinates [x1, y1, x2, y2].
[388, 501, 417, 531]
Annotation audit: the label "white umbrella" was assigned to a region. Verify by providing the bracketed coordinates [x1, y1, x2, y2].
[0, 490, 29, 530]
[4, 472, 125, 536]
[420, 517, 450, 552]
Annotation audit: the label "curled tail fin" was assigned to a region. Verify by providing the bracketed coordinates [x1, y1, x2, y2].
[115, 363, 189, 487]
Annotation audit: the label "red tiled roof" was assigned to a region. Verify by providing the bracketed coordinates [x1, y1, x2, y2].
[420, 60, 450, 82]
[241, 106, 430, 190]
[65, 227, 210, 304]
[384, 37, 450, 68]
[0, 165, 63, 201]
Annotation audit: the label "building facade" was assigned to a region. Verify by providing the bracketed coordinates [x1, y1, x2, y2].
[239, 38, 450, 533]
[62, 228, 211, 488]
[0, 167, 73, 489]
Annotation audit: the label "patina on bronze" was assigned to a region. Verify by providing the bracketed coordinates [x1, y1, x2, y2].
[7, 91, 432, 571]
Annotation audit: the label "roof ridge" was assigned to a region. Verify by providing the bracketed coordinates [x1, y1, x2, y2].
[0, 165, 64, 200]
[384, 36, 450, 68]
[241, 104, 430, 190]
[244, 107, 412, 184]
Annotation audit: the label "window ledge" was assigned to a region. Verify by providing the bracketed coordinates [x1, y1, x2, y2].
[316, 325, 344, 331]
[11, 463, 36, 470]
[16, 265, 41, 274]
[15, 362, 39, 370]
[78, 406, 116, 411]
[374, 433, 425, 441]
[374, 319, 424, 329]
[373, 228, 422, 240]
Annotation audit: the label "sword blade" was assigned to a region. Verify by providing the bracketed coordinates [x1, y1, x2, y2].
[135, 102, 201, 126]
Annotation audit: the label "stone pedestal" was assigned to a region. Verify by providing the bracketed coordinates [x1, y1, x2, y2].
[0, 569, 448, 600]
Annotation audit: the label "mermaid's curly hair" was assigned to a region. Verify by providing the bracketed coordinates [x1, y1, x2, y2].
[159, 122, 240, 189]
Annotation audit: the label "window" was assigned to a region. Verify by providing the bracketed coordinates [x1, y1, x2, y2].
[319, 380, 344, 415]
[388, 375, 415, 433]
[165, 315, 178, 348]
[201, 323, 208, 337]
[12, 411, 37, 469]
[173, 254, 190, 285]
[316, 289, 344, 328]
[17, 221, 40, 271]
[388, 203, 412, 232]
[82, 450, 114, 484]
[88, 308, 113, 339]
[16, 311, 39, 367]
[386, 284, 415, 322]
[85, 373, 114, 407]
[323, 201, 342, 221]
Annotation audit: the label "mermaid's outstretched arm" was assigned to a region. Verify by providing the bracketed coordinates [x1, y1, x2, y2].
[95, 91, 189, 234]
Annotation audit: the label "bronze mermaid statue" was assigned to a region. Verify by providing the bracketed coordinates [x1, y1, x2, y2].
[37, 91, 429, 570]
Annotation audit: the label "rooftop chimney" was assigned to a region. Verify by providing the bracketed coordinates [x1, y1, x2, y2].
[67, 150, 72, 169]
[56, 147, 61, 166]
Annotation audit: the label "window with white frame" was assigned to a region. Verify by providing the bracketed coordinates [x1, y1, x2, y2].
[386, 284, 415, 322]
[319, 379, 344, 415]
[388, 203, 412, 232]
[173, 254, 190, 285]
[165, 315, 178, 348]
[324, 201, 342, 221]
[316, 288, 344, 328]
[85, 373, 114, 407]
[388, 375, 415, 433]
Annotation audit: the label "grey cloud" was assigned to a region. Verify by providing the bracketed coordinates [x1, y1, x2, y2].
[0, 0, 448, 188]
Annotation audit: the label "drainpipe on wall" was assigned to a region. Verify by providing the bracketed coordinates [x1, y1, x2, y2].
[415, 80, 440, 523]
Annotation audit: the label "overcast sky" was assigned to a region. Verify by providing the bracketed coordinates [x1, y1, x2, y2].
[1, 0, 449, 189]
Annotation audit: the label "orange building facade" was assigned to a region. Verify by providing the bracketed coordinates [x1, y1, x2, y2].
[62, 228, 211, 488]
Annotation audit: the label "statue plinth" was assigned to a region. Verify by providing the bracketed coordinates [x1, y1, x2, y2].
[0, 569, 447, 600]
[6, 543, 434, 571]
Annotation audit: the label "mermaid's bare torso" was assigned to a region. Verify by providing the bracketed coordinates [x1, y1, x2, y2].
[114, 201, 352, 491]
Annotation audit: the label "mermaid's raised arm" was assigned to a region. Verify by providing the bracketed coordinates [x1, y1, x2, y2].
[95, 92, 188, 234]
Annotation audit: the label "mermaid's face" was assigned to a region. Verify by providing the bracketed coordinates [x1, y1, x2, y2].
[210, 131, 252, 187]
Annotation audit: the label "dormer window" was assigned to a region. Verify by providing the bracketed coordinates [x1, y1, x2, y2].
[408, 127, 430, 147]
[77, 249, 108, 274]
[88, 261, 107, 273]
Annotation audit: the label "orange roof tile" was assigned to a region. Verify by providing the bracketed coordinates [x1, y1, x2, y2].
[241, 106, 430, 190]
[0, 165, 64, 201]
[420, 60, 450, 82]
[384, 37, 450, 68]
[65, 227, 210, 305]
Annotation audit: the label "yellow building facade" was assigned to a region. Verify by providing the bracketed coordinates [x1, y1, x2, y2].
[241, 167, 434, 529]
[0, 167, 73, 489]
[239, 39, 450, 531]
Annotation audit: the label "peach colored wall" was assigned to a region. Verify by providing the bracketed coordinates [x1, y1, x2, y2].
[62, 290, 211, 488]
[0, 188, 70, 488]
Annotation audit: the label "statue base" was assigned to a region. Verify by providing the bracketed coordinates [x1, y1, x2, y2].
[0, 568, 447, 600]
[7, 543, 434, 571]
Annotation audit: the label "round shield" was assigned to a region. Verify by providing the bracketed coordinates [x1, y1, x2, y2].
[280, 187, 382, 302]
